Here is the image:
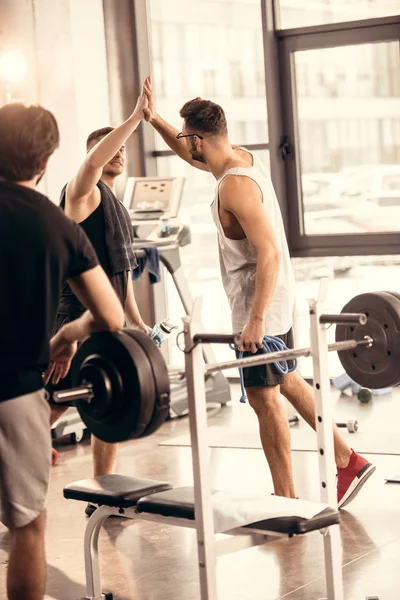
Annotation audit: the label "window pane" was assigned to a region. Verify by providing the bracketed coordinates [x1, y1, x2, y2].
[294, 42, 400, 235]
[279, 0, 400, 29]
[149, 0, 268, 151]
[293, 255, 400, 377]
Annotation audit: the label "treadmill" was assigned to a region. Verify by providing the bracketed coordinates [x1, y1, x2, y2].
[124, 175, 231, 418]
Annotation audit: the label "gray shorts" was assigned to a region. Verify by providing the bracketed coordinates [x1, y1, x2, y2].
[0, 389, 51, 529]
[235, 329, 295, 387]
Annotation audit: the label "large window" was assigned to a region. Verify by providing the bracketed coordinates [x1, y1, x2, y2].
[149, 0, 268, 149]
[148, 0, 269, 361]
[279, 13, 400, 254]
[138, 1, 400, 376]
[294, 41, 400, 236]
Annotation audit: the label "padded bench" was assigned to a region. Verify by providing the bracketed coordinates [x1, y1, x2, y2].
[64, 476, 339, 536]
[64, 476, 340, 600]
[63, 474, 172, 508]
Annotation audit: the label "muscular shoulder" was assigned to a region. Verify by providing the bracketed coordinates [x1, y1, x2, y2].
[219, 174, 262, 210]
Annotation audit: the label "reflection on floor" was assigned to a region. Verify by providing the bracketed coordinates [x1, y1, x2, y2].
[1, 384, 400, 600]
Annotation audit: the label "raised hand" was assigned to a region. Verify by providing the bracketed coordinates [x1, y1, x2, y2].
[143, 75, 156, 122]
[131, 77, 150, 120]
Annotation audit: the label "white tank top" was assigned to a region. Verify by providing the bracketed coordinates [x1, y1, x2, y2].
[210, 149, 295, 335]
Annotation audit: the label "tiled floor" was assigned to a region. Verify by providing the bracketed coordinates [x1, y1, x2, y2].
[1, 384, 400, 600]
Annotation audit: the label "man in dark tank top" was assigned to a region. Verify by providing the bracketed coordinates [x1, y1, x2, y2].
[48, 79, 152, 515]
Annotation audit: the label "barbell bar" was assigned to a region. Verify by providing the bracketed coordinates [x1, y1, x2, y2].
[53, 385, 94, 404]
[48, 291, 400, 444]
[53, 334, 372, 402]
[205, 337, 373, 375]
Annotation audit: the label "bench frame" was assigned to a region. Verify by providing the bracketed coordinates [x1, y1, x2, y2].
[77, 281, 344, 600]
[80, 502, 314, 600]
[180, 281, 343, 600]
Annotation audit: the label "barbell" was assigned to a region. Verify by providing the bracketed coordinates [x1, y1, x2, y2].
[52, 291, 400, 444]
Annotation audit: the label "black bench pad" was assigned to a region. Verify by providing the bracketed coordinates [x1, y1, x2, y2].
[136, 487, 340, 535]
[64, 475, 172, 508]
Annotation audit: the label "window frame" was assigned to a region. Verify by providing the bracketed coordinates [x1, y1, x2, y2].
[275, 12, 400, 256]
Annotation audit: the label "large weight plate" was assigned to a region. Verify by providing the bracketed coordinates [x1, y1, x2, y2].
[370, 291, 400, 388]
[382, 291, 400, 386]
[336, 292, 400, 388]
[123, 329, 170, 436]
[70, 331, 156, 443]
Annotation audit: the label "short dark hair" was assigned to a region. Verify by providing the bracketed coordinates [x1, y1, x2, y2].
[86, 126, 114, 150]
[179, 98, 228, 136]
[0, 102, 59, 181]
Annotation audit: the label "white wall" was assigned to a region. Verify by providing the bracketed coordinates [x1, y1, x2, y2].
[0, 0, 110, 202]
[34, 0, 110, 202]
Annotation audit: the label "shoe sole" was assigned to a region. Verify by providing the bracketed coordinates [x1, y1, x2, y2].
[338, 463, 376, 509]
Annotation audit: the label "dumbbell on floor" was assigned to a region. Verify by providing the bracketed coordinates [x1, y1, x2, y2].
[358, 387, 373, 403]
[289, 415, 358, 433]
[336, 419, 358, 433]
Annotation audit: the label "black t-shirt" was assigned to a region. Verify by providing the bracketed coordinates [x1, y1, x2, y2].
[0, 181, 99, 401]
[57, 193, 128, 319]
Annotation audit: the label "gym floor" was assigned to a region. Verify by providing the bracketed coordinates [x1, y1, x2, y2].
[1, 384, 400, 600]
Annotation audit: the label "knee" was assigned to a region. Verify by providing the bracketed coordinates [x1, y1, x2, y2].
[10, 511, 46, 537]
[247, 387, 280, 416]
[279, 372, 297, 396]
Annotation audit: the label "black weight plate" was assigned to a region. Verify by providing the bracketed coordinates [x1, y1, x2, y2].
[70, 331, 155, 443]
[375, 292, 400, 387]
[115, 332, 156, 438]
[336, 292, 400, 389]
[78, 355, 116, 419]
[384, 292, 400, 302]
[123, 329, 170, 436]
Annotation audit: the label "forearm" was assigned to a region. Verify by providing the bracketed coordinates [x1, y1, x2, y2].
[58, 310, 121, 344]
[149, 114, 192, 163]
[88, 115, 141, 169]
[125, 277, 145, 327]
[249, 250, 281, 323]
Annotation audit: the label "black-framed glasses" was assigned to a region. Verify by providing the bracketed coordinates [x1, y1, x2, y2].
[176, 132, 204, 140]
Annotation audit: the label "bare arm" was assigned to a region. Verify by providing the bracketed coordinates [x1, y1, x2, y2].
[219, 176, 281, 352]
[143, 76, 209, 172]
[66, 266, 125, 334]
[124, 276, 150, 333]
[66, 84, 149, 204]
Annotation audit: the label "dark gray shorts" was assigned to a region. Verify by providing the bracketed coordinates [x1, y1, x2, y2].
[0, 389, 51, 528]
[235, 329, 295, 388]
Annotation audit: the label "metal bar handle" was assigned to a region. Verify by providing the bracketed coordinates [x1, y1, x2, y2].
[193, 333, 241, 345]
[319, 313, 367, 326]
[52, 384, 94, 404]
[205, 337, 372, 374]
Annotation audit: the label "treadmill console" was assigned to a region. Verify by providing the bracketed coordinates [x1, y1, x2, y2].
[124, 176, 189, 246]
[124, 176, 184, 221]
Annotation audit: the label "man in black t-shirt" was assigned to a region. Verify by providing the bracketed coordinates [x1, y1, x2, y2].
[0, 102, 125, 600]
[47, 79, 151, 513]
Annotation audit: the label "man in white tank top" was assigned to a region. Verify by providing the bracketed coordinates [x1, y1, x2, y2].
[143, 77, 375, 509]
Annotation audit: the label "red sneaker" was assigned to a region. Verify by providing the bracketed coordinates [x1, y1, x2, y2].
[337, 450, 375, 509]
[51, 447, 58, 466]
